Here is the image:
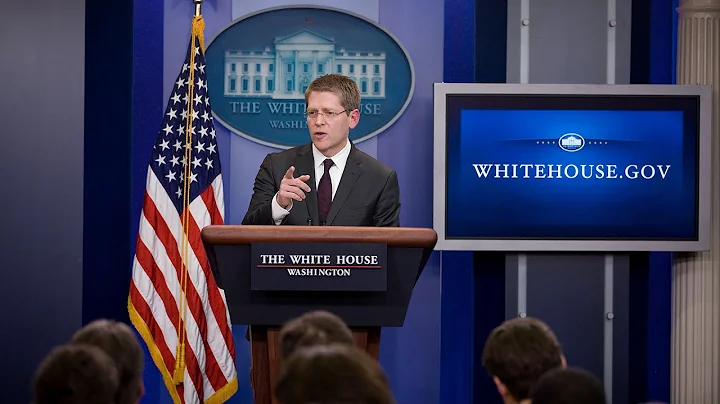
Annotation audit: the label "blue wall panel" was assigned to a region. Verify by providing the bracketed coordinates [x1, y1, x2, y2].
[472, 253, 507, 404]
[440, 252, 475, 404]
[474, 0, 507, 83]
[628, 0, 674, 400]
[647, 0, 674, 399]
[439, 0, 477, 401]
[83, 0, 133, 325]
[131, 0, 165, 402]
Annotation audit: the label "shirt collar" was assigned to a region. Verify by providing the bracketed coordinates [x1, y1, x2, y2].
[312, 139, 351, 173]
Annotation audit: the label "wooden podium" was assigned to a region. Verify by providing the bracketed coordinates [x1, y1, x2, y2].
[201, 225, 437, 404]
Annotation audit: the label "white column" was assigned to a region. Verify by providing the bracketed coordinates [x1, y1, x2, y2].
[312, 50, 318, 79]
[275, 52, 281, 96]
[672, 1, 720, 403]
[294, 50, 299, 94]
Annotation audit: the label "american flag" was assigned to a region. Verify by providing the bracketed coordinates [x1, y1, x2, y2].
[128, 16, 237, 404]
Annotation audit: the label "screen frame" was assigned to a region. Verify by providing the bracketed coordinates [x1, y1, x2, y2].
[432, 83, 712, 252]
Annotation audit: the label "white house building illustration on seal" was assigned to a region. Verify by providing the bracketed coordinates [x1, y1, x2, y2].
[561, 135, 582, 147]
[223, 29, 386, 99]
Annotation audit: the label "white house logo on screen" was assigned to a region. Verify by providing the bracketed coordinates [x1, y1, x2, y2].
[204, 6, 415, 149]
[558, 133, 585, 152]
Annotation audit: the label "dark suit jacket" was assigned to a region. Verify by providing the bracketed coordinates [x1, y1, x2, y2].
[242, 142, 400, 227]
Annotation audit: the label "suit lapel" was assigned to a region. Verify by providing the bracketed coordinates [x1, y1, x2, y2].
[294, 144, 319, 225]
[326, 147, 362, 225]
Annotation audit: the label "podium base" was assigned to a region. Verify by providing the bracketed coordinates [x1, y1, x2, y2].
[249, 325, 381, 404]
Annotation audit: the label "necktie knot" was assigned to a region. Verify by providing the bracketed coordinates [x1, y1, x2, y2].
[323, 158, 334, 172]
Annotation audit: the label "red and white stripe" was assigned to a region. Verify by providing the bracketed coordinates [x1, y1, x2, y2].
[129, 168, 237, 404]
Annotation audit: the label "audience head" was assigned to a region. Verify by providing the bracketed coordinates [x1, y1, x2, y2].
[274, 344, 395, 404]
[33, 344, 119, 404]
[482, 317, 565, 403]
[530, 367, 606, 404]
[70, 319, 145, 404]
[279, 310, 355, 360]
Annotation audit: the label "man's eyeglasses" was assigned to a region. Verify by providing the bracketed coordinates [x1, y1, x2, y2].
[303, 110, 348, 120]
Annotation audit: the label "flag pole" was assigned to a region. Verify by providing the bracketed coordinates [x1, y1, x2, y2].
[172, 0, 206, 386]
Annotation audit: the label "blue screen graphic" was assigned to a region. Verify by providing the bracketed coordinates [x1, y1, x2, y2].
[445, 95, 699, 240]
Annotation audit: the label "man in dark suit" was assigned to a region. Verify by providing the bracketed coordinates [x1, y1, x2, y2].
[242, 74, 400, 227]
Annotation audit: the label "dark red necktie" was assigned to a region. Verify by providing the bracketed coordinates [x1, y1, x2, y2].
[317, 158, 334, 224]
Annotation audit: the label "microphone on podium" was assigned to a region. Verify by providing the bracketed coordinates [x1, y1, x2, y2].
[306, 197, 313, 226]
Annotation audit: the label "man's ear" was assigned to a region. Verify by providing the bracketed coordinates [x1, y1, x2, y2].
[348, 109, 360, 129]
[493, 376, 509, 397]
[561, 354, 567, 368]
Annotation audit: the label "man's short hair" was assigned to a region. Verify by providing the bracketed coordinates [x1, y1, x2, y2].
[70, 319, 144, 404]
[482, 317, 563, 401]
[531, 367, 606, 404]
[304, 74, 361, 113]
[274, 344, 395, 404]
[33, 344, 119, 404]
[279, 310, 355, 360]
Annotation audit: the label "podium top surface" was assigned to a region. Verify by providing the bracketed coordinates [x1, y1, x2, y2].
[201, 225, 437, 248]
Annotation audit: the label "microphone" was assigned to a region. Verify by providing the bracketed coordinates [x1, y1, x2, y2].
[305, 196, 313, 226]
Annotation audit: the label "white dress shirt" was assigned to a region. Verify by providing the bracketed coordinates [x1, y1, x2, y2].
[271, 140, 352, 225]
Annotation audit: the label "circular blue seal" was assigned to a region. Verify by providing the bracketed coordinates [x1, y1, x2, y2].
[205, 6, 415, 149]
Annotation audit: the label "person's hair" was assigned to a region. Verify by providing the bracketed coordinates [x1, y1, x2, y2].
[304, 74, 361, 113]
[481, 317, 563, 401]
[279, 310, 355, 360]
[274, 344, 395, 404]
[33, 343, 120, 404]
[70, 319, 144, 404]
[530, 367, 607, 404]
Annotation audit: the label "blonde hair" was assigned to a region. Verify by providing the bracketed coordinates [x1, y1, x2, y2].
[304, 74, 361, 113]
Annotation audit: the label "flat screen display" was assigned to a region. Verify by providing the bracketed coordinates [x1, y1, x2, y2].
[433, 84, 711, 251]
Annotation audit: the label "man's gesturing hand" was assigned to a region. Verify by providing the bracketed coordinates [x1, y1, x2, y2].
[276, 166, 311, 209]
